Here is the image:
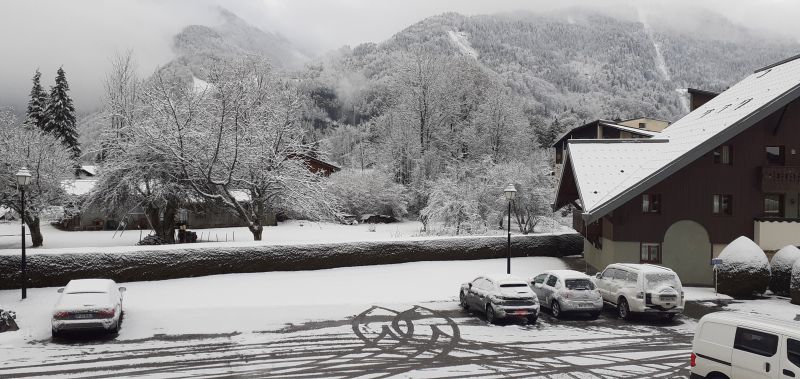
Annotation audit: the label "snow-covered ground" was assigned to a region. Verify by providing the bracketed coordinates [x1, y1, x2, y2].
[0, 256, 568, 344]
[0, 256, 699, 378]
[0, 219, 574, 255]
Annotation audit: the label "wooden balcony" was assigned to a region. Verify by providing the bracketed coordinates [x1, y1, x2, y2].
[761, 166, 800, 192]
[573, 208, 602, 248]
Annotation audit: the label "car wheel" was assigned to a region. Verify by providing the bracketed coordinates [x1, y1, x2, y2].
[551, 301, 562, 319]
[51, 328, 60, 339]
[618, 298, 632, 320]
[706, 374, 730, 379]
[486, 305, 498, 324]
[459, 292, 468, 310]
[589, 311, 601, 320]
[663, 313, 676, 321]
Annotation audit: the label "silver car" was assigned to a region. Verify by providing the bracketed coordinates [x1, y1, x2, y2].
[530, 270, 603, 319]
[51, 279, 126, 337]
[460, 274, 540, 324]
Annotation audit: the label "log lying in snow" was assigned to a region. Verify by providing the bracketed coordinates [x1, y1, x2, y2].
[0, 233, 583, 289]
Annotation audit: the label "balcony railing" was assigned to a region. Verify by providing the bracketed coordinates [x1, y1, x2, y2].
[761, 166, 800, 192]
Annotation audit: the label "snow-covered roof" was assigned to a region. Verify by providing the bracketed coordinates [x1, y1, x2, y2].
[552, 119, 659, 148]
[563, 56, 800, 223]
[62, 179, 97, 196]
[80, 165, 97, 176]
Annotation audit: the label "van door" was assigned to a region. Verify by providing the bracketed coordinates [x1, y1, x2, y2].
[597, 269, 615, 302]
[731, 327, 781, 379]
[781, 337, 800, 378]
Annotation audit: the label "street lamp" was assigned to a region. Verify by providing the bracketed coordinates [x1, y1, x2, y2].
[16, 167, 31, 300]
[504, 184, 517, 275]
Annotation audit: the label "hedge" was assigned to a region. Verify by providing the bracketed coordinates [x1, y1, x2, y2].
[0, 233, 582, 290]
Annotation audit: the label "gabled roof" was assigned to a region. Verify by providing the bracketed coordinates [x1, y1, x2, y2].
[551, 119, 659, 148]
[560, 55, 800, 224]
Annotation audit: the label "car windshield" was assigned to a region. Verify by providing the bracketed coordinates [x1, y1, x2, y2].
[565, 279, 595, 290]
[499, 283, 528, 288]
[644, 272, 680, 289]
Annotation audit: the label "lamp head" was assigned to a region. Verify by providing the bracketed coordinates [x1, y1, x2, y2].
[15, 167, 32, 187]
[504, 184, 517, 200]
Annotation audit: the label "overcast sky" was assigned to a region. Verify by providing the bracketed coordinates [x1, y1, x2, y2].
[1, 0, 798, 113]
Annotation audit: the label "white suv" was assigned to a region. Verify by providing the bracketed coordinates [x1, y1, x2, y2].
[592, 263, 684, 320]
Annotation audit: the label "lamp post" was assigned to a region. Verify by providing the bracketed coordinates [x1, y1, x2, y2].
[504, 184, 517, 274]
[16, 167, 31, 300]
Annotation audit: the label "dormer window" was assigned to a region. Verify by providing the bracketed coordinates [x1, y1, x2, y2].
[713, 145, 732, 165]
[642, 194, 661, 213]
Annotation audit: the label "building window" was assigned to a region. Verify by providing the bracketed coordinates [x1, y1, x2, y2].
[640, 243, 661, 264]
[713, 145, 732, 165]
[642, 194, 661, 213]
[766, 146, 785, 166]
[763, 194, 784, 217]
[713, 194, 733, 215]
[638, 122, 646, 129]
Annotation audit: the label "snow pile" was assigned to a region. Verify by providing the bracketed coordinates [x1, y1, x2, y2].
[770, 245, 800, 296]
[793, 259, 800, 305]
[716, 236, 770, 298]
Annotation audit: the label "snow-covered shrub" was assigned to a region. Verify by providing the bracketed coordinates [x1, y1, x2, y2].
[792, 259, 800, 305]
[0, 306, 18, 333]
[326, 169, 408, 219]
[0, 233, 584, 289]
[137, 235, 169, 246]
[716, 236, 771, 298]
[770, 245, 800, 296]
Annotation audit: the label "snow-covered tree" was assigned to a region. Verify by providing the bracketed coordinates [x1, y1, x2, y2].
[327, 168, 407, 218]
[771, 245, 800, 296]
[716, 236, 771, 298]
[0, 110, 75, 247]
[44, 67, 81, 158]
[85, 53, 189, 243]
[421, 176, 485, 235]
[139, 56, 339, 240]
[25, 69, 48, 130]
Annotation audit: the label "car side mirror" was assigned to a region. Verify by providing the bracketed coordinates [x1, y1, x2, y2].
[57, 288, 64, 293]
[119, 287, 127, 293]
[595, 273, 602, 279]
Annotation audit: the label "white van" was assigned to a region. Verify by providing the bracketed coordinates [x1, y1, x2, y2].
[691, 312, 800, 379]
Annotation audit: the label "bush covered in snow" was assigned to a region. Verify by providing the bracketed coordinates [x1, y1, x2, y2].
[326, 169, 408, 219]
[0, 305, 18, 333]
[0, 233, 583, 289]
[716, 236, 771, 298]
[792, 259, 800, 305]
[770, 245, 800, 296]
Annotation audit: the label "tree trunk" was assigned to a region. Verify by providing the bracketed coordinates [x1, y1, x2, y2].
[26, 216, 43, 247]
[145, 204, 176, 243]
[249, 224, 263, 241]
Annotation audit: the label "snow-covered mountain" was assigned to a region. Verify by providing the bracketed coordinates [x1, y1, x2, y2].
[320, 11, 797, 123]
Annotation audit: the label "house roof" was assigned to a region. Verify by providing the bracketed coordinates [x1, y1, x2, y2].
[560, 55, 800, 224]
[686, 88, 720, 97]
[551, 119, 660, 148]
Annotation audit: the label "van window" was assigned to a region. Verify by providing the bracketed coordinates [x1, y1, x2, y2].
[602, 268, 616, 279]
[734, 328, 778, 357]
[546, 275, 558, 287]
[645, 272, 680, 290]
[700, 322, 736, 346]
[626, 272, 637, 283]
[533, 274, 547, 285]
[789, 339, 800, 367]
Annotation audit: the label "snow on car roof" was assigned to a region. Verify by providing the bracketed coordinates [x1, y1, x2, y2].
[484, 274, 528, 284]
[543, 269, 590, 279]
[64, 279, 116, 293]
[611, 263, 675, 273]
[566, 56, 800, 224]
[702, 311, 800, 335]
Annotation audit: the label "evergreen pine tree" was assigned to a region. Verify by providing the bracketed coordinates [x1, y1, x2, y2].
[25, 69, 48, 130]
[44, 67, 81, 158]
